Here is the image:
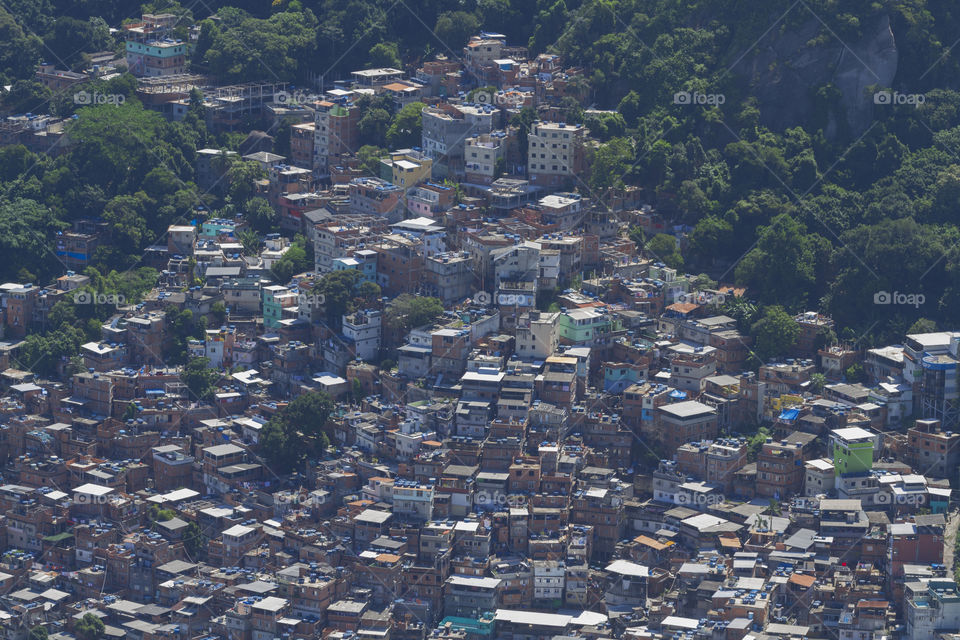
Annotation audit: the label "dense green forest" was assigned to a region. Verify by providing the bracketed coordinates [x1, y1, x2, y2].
[2, 0, 960, 348]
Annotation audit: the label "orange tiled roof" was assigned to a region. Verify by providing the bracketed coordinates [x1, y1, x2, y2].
[857, 600, 890, 608]
[666, 302, 699, 313]
[788, 573, 816, 588]
[376, 553, 401, 563]
[383, 82, 416, 92]
[633, 535, 673, 551]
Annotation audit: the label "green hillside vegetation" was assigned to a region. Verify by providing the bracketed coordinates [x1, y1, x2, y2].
[1, 1, 960, 346]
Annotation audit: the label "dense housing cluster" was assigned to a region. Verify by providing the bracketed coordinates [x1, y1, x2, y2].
[1, 10, 960, 640]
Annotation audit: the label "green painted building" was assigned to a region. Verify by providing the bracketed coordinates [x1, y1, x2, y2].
[832, 426, 875, 476]
[437, 613, 495, 638]
[557, 307, 621, 344]
[262, 285, 296, 330]
[125, 39, 187, 77]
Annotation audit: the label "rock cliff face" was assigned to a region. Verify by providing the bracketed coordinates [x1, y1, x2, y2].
[736, 13, 898, 135]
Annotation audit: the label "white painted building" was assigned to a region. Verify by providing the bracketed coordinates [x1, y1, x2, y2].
[342, 310, 381, 362]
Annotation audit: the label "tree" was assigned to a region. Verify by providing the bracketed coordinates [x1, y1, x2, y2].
[735, 213, 829, 310]
[589, 137, 633, 193]
[357, 144, 387, 176]
[0, 198, 67, 283]
[16, 326, 86, 377]
[689, 215, 734, 264]
[751, 306, 800, 363]
[385, 295, 444, 332]
[192, 18, 218, 66]
[211, 301, 227, 324]
[225, 159, 266, 204]
[442, 178, 465, 203]
[245, 196, 278, 232]
[183, 521, 205, 558]
[0, 9, 43, 81]
[259, 419, 300, 473]
[387, 102, 426, 149]
[122, 402, 138, 421]
[584, 111, 626, 142]
[357, 281, 382, 304]
[28, 626, 48, 640]
[813, 325, 838, 351]
[101, 193, 151, 261]
[477, 0, 528, 43]
[182, 357, 220, 399]
[165, 307, 205, 364]
[3, 80, 50, 114]
[740, 425, 771, 461]
[434, 11, 479, 51]
[690, 273, 718, 290]
[353, 378, 364, 402]
[617, 90, 642, 126]
[908, 318, 938, 334]
[237, 228, 261, 254]
[810, 373, 826, 394]
[259, 391, 334, 471]
[0, 145, 34, 182]
[318, 269, 363, 327]
[511, 107, 537, 160]
[270, 237, 311, 283]
[75, 613, 105, 640]
[529, 0, 568, 53]
[149, 505, 176, 522]
[644, 234, 683, 270]
[284, 391, 335, 439]
[67, 101, 171, 193]
[845, 363, 867, 383]
[825, 218, 949, 338]
[368, 42, 401, 69]
[358, 109, 391, 147]
[201, 8, 320, 82]
[141, 166, 181, 203]
[66, 355, 86, 377]
[43, 17, 111, 68]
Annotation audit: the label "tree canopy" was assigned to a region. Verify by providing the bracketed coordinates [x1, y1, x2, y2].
[182, 357, 221, 399]
[259, 391, 335, 472]
[384, 295, 445, 333]
[5, 0, 960, 350]
[75, 613, 105, 640]
[750, 306, 800, 364]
